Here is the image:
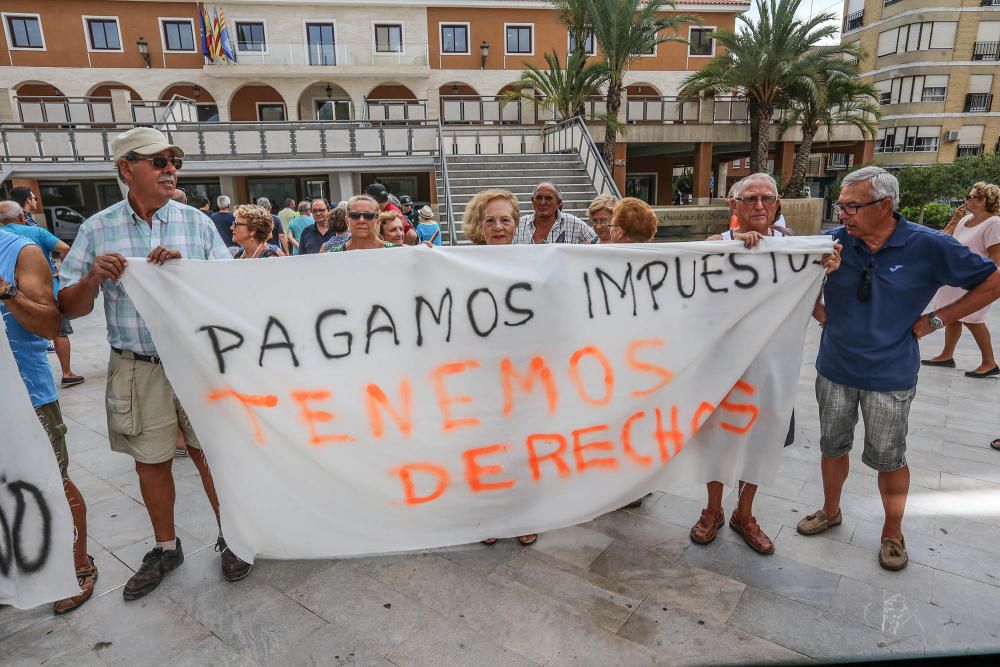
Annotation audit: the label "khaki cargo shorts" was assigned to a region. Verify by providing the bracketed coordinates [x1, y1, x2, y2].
[35, 400, 69, 478]
[106, 349, 201, 464]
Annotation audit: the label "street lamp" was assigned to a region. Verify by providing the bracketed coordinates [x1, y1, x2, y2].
[191, 84, 201, 99]
[325, 83, 333, 100]
[136, 37, 151, 68]
[480, 40, 489, 69]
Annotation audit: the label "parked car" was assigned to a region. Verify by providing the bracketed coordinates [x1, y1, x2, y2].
[44, 206, 87, 241]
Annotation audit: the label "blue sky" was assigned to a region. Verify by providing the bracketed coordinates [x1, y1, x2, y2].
[739, 0, 844, 44]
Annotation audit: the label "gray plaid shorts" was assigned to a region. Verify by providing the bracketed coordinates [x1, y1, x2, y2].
[815, 373, 915, 472]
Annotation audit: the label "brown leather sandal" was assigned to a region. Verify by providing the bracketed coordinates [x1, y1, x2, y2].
[729, 514, 774, 555]
[517, 534, 538, 546]
[690, 508, 725, 545]
[53, 555, 98, 615]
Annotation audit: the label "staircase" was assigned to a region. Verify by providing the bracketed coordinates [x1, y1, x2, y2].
[436, 153, 600, 243]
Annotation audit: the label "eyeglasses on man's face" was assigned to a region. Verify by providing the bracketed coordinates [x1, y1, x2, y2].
[732, 195, 778, 206]
[833, 199, 884, 217]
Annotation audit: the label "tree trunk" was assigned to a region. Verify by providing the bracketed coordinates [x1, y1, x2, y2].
[748, 104, 773, 173]
[601, 79, 622, 171]
[783, 125, 815, 199]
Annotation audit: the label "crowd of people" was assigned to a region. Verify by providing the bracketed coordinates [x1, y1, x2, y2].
[3, 126, 1000, 615]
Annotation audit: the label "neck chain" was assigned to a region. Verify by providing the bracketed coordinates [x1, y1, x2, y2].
[244, 242, 265, 259]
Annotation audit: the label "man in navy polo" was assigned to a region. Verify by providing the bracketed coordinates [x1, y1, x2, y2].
[798, 166, 1000, 571]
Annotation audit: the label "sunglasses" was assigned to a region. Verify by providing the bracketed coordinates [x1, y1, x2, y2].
[348, 211, 377, 221]
[857, 263, 874, 302]
[132, 155, 183, 170]
[965, 194, 983, 201]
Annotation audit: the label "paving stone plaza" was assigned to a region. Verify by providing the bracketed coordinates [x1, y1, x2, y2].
[3, 294, 1000, 666]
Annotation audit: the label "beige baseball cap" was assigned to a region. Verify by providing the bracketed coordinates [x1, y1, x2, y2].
[110, 127, 184, 161]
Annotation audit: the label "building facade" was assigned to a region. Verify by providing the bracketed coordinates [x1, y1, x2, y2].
[841, 0, 1000, 166]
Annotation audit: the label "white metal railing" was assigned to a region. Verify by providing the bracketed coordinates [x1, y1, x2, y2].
[130, 96, 199, 126]
[443, 125, 544, 155]
[15, 96, 115, 124]
[626, 96, 700, 123]
[364, 98, 428, 121]
[222, 41, 428, 67]
[435, 120, 457, 246]
[542, 117, 621, 198]
[440, 96, 522, 124]
[0, 120, 442, 162]
[536, 96, 607, 123]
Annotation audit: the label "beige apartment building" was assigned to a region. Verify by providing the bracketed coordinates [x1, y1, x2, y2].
[841, 0, 1000, 166]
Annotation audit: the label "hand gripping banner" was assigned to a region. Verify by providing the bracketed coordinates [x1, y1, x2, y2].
[120, 238, 832, 562]
[0, 321, 80, 609]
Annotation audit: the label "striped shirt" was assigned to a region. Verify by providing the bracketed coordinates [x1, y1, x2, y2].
[59, 198, 230, 356]
[514, 211, 596, 244]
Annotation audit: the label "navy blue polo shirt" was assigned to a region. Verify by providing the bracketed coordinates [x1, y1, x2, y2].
[817, 213, 995, 391]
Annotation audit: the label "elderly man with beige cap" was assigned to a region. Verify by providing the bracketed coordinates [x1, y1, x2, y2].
[59, 127, 251, 600]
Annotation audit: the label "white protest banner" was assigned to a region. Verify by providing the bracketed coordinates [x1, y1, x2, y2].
[121, 238, 831, 561]
[0, 320, 80, 609]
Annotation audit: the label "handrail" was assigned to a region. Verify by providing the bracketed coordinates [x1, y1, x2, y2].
[435, 119, 457, 246]
[541, 116, 621, 199]
[15, 96, 116, 124]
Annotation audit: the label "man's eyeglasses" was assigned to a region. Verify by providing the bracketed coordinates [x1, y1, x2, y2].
[857, 263, 874, 302]
[348, 211, 377, 221]
[131, 155, 183, 170]
[833, 199, 883, 217]
[732, 195, 778, 206]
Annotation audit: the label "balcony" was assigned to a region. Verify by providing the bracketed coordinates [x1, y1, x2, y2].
[14, 95, 198, 126]
[843, 10, 864, 33]
[965, 93, 994, 113]
[714, 97, 749, 123]
[440, 96, 522, 125]
[626, 96, 700, 123]
[957, 144, 985, 157]
[982, 0, 1000, 6]
[222, 41, 429, 67]
[364, 98, 428, 122]
[972, 41, 999, 61]
[827, 153, 850, 170]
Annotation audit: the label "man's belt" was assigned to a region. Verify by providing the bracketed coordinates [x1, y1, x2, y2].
[111, 347, 161, 365]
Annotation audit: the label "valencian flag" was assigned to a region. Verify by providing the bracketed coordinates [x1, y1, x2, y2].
[211, 10, 223, 61]
[198, 4, 213, 62]
[219, 9, 237, 62]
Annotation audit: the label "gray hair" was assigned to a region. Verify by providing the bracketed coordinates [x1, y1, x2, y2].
[533, 182, 562, 200]
[217, 194, 231, 209]
[256, 196, 271, 209]
[740, 172, 778, 195]
[728, 179, 745, 198]
[0, 200, 24, 224]
[171, 188, 187, 204]
[297, 201, 311, 213]
[841, 166, 900, 208]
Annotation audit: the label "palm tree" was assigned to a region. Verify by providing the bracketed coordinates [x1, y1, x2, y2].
[503, 49, 608, 122]
[550, 0, 591, 60]
[678, 0, 861, 172]
[572, 0, 697, 169]
[778, 73, 880, 198]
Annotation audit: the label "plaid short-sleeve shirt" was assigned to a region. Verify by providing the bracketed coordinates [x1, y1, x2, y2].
[514, 211, 597, 244]
[59, 198, 230, 356]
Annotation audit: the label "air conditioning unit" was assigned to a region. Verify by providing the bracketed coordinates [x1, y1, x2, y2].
[943, 130, 960, 141]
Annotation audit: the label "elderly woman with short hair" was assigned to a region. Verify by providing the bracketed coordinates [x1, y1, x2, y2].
[587, 195, 617, 243]
[462, 189, 520, 246]
[924, 181, 1000, 379]
[231, 204, 281, 259]
[378, 211, 406, 246]
[609, 197, 658, 243]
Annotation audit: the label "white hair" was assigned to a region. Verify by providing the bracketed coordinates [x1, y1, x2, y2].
[217, 194, 231, 209]
[740, 172, 778, 195]
[0, 200, 24, 224]
[728, 179, 745, 198]
[256, 196, 271, 209]
[841, 166, 900, 208]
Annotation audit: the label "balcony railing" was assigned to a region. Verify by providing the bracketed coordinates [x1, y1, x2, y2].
[965, 93, 994, 113]
[440, 96, 522, 124]
[0, 120, 444, 163]
[843, 10, 864, 32]
[972, 41, 999, 61]
[363, 98, 428, 122]
[535, 96, 607, 123]
[223, 41, 429, 67]
[130, 97, 199, 125]
[957, 144, 985, 157]
[982, 0, 1000, 6]
[625, 96, 700, 123]
[15, 96, 115, 124]
[714, 97, 749, 123]
[827, 153, 850, 170]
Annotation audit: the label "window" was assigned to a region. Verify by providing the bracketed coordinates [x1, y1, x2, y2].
[4, 14, 44, 49]
[689, 27, 714, 56]
[921, 86, 946, 102]
[505, 24, 532, 55]
[306, 22, 336, 65]
[235, 21, 266, 52]
[875, 126, 940, 153]
[85, 17, 121, 51]
[879, 74, 948, 104]
[161, 19, 195, 52]
[441, 24, 469, 54]
[374, 23, 402, 53]
[568, 30, 595, 55]
[315, 99, 351, 121]
[733, 159, 741, 168]
[877, 21, 956, 57]
[257, 103, 285, 121]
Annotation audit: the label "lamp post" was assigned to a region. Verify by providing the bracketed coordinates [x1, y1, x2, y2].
[136, 37, 151, 68]
[480, 40, 489, 69]
[325, 83, 333, 100]
[192, 84, 201, 99]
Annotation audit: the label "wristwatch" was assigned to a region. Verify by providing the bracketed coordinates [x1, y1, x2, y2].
[928, 311, 945, 331]
[0, 281, 16, 301]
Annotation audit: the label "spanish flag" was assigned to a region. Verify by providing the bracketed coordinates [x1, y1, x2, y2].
[198, 4, 213, 62]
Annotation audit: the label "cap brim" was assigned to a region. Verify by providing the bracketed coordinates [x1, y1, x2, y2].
[122, 142, 185, 160]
